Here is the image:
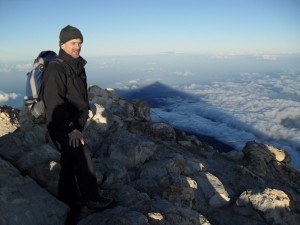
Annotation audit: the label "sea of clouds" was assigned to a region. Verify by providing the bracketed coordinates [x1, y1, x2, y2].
[151, 71, 300, 169]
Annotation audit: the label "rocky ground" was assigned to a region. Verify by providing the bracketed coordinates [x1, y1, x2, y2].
[0, 85, 299, 225]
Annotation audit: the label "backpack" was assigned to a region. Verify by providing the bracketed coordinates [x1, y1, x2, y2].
[24, 51, 63, 123]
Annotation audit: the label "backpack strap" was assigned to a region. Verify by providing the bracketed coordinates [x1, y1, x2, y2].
[30, 58, 46, 99]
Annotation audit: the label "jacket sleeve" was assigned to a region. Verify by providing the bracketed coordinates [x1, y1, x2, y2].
[43, 62, 75, 133]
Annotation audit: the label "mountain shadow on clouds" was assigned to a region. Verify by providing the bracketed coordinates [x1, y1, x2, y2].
[116, 81, 199, 107]
[117, 81, 235, 152]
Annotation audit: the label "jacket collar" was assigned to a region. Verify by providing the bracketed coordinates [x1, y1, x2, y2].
[59, 48, 87, 72]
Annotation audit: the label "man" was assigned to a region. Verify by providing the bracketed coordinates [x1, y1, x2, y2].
[43, 25, 112, 209]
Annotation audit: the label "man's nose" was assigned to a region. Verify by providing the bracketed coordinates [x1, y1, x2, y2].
[75, 43, 81, 49]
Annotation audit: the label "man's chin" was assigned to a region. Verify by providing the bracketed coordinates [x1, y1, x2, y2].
[71, 53, 80, 58]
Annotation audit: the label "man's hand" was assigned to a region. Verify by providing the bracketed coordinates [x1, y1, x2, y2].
[68, 129, 85, 148]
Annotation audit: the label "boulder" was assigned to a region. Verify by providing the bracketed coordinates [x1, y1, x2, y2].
[78, 206, 149, 225]
[243, 141, 291, 177]
[89, 86, 135, 121]
[194, 172, 231, 211]
[133, 174, 197, 208]
[0, 158, 68, 225]
[138, 154, 185, 179]
[93, 157, 130, 189]
[16, 144, 61, 195]
[108, 129, 156, 169]
[0, 105, 19, 137]
[132, 100, 151, 121]
[150, 122, 176, 140]
[236, 188, 300, 225]
[115, 185, 151, 209]
[138, 198, 211, 225]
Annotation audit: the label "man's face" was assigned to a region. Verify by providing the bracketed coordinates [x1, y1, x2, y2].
[61, 38, 82, 59]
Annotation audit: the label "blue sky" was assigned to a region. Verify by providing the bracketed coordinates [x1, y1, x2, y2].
[0, 0, 299, 61]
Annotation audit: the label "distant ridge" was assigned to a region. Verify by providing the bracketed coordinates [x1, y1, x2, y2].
[117, 81, 199, 107]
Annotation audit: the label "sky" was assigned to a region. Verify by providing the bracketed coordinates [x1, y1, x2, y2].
[0, 0, 300, 61]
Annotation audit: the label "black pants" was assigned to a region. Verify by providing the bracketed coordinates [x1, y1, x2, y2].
[50, 130, 99, 207]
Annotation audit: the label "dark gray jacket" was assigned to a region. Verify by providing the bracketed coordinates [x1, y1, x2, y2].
[43, 49, 89, 133]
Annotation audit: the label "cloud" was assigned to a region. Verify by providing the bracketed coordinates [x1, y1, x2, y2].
[160, 52, 183, 55]
[141, 67, 159, 73]
[96, 59, 120, 69]
[15, 63, 31, 72]
[115, 80, 140, 90]
[261, 54, 279, 60]
[173, 71, 195, 77]
[0, 63, 31, 73]
[0, 91, 19, 103]
[213, 52, 247, 59]
[152, 71, 300, 169]
[213, 53, 280, 61]
[184, 83, 201, 90]
[0, 65, 12, 73]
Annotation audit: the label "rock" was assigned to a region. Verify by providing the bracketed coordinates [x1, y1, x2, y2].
[89, 85, 135, 121]
[177, 132, 203, 148]
[0, 105, 19, 137]
[86, 103, 113, 134]
[108, 129, 156, 169]
[183, 157, 207, 175]
[84, 103, 113, 152]
[194, 172, 231, 211]
[236, 188, 300, 225]
[150, 122, 176, 140]
[243, 141, 291, 177]
[89, 86, 120, 101]
[242, 141, 300, 195]
[162, 175, 197, 208]
[16, 144, 61, 195]
[0, 131, 25, 162]
[115, 185, 151, 208]
[224, 150, 244, 161]
[133, 174, 197, 208]
[78, 206, 149, 225]
[138, 198, 211, 225]
[0, 158, 68, 225]
[138, 154, 185, 179]
[93, 157, 130, 189]
[132, 100, 151, 121]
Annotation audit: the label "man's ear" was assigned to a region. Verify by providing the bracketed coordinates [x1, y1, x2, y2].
[60, 43, 65, 51]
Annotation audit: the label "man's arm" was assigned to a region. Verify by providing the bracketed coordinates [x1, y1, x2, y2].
[43, 63, 74, 133]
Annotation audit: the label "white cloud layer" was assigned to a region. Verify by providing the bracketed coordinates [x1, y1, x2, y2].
[0, 91, 19, 103]
[151, 71, 300, 169]
[0, 63, 31, 73]
[115, 80, 141, 90]
[173, 71, 195, 77]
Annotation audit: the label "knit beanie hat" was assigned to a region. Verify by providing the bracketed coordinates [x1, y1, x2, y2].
[59, 25, 83, 45]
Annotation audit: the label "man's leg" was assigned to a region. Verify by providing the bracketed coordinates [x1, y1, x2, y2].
[58, 152, 82, 207]
[50, 131, 83, 207]
[70, 144, 99, 201]
[70, 144, 113, 210]
[50, 130, 112, 209]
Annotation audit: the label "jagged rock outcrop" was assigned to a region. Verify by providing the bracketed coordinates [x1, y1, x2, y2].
[0, 105, 19, 137]
[0, 86, 299, 225]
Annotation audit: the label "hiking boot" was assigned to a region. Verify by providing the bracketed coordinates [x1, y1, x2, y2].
[85, 196, 113, 210]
